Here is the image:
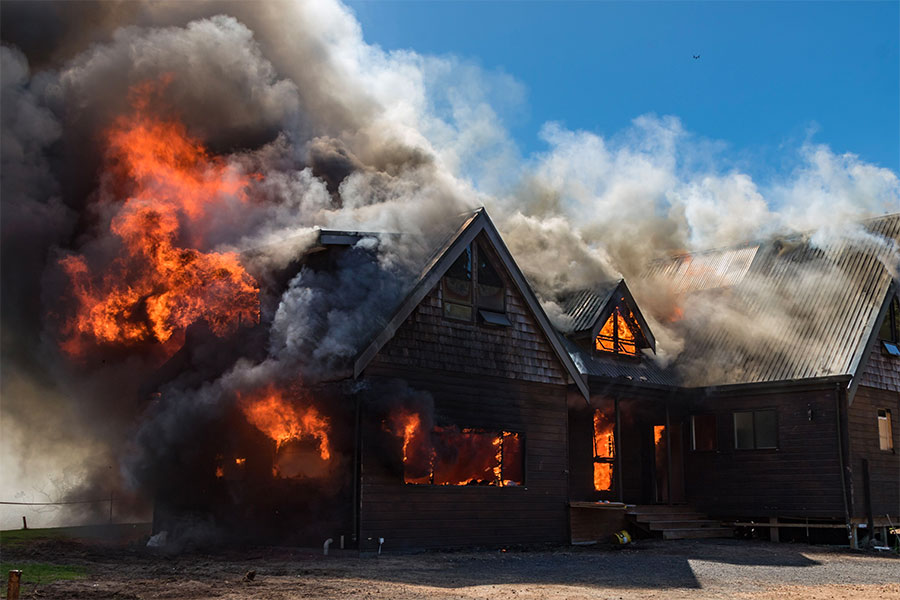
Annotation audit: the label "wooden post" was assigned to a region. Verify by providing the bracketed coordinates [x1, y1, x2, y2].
[21, 516, 26, 530]
[615, 395, 623, 503]
[862, 459, 874, 541]
[850, 524, 859, 549]
[7, 570, 21, 600]
[769, 517, 779, 543]
[665, 401, 672, 505]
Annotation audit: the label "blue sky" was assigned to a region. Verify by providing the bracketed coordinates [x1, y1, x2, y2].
[348, 1, 899, 179]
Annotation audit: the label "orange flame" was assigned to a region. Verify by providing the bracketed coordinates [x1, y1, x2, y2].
[593, 410, 614, 492]
[385, 409, 523, 487]
[654, 425, 666, 446]
[59, 79, 259, 357]
[239, 386, 331, 462]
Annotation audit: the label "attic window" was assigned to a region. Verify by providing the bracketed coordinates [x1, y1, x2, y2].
[443, 246, 472, 320]
[442, 243, 507, 323]
[595, 306, 639, 357]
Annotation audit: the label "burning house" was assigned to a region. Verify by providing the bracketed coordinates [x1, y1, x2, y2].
[148, 208, 590, 550]
[560, 213, 900, 545]
[2, 0, 897, 553]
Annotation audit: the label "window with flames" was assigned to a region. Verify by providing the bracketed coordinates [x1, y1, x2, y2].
[593, 410, 615, 492]
[387, 412, 524, 487]
[595, 305, 640, 357]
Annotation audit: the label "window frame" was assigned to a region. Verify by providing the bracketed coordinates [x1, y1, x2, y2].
[594, 305, 641, 358]
[441, 242, 509, 325]
[733, 409, 778, 450]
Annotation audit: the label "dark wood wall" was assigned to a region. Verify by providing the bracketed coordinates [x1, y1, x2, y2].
[359, 367, 569, 551]
[848, 385, 900, 520]
[682, 385, 847, 519]
[358, 246, 571, 550]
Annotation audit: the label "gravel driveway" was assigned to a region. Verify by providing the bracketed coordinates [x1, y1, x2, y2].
[5, 536, 899, 599]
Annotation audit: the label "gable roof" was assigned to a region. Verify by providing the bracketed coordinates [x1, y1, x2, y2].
[353, 208, 590, 400]
[646, 213, 900, 388]
[560, 279, 656, 351]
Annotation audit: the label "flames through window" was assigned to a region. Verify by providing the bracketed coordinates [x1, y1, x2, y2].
[593, 410, 615, 492]
[595, 305, 639, 357]
[387, 411, 523, 486]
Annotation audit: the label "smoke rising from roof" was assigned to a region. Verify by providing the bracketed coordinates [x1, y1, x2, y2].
[1, 0, 897, 527]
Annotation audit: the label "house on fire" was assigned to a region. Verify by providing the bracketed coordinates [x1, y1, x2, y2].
[152, 208, 589, 550]
[563, 213, 900, 546]
[151, 209, 899, 551]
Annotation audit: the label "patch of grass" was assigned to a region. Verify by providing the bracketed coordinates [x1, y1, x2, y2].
[0, 562, 87, 598]
[0, 527, 68, 548]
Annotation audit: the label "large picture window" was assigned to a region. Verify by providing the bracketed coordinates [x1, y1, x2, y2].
[734, 410, 777, 449]
[387, 413, 524, 487]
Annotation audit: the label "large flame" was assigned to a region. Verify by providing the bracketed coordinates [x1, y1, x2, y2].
[59, 79, 259, 357]
[239, 385, 331, 462]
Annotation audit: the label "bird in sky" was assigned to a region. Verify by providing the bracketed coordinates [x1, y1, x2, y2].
[692, 54, 700, 59]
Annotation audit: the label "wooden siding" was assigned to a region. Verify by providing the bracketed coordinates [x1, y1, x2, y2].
[367, 235, 568, 386]
[848, 385, 900, 520]
[683, 386, 846, 519]
[358, 367, 569, 550]
[858, 344, 900, 392]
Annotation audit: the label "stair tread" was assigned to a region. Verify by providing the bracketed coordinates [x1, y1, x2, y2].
[663, 528, 733, 540]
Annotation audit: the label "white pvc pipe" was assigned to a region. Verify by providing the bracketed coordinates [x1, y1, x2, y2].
[323, 538, 333, 556]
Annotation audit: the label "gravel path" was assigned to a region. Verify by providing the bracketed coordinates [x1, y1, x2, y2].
[5, 537, 899, 599]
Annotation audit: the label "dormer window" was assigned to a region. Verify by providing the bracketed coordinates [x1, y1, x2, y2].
[595, 306, 639, 357]
[442, 242, 508, 324]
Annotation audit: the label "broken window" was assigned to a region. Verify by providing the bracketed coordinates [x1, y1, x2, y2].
[734, 409, 777, 449]
[388, 415, 524, 486]
[878, 409, 893, 451]
[593, 410, 615, 492]
[595, 306, 639, 357]
[691, 414, 717, 451]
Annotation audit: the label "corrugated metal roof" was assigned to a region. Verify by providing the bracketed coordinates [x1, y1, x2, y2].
[647, 213, 900, 387]
[559, 280, 621, 333]
[560, 336, 679, 386]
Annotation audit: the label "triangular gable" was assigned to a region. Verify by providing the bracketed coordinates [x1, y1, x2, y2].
[353, 208, 590, 400]
[848, 281, 900, 405]
[565, 280, 656, 354]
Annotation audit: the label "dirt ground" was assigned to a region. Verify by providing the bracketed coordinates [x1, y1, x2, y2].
[3, 530, 899, 600]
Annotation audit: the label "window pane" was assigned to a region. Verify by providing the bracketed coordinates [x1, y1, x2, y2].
[879, 409, 893, 451]
[443, 302, 472, 321]
[432, 428, 498, 486]
[734, 412, 754, 449]
[692, 414, 717, 451]
[754, 410, 777, 448]
[594, 462, 613, 491]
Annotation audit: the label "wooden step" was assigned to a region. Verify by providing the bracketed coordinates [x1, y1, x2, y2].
[647, 520, 723, 531]
[662, 527, 734, 540]
[626, 505, 700, 515]
[630, 512, 707, 522]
